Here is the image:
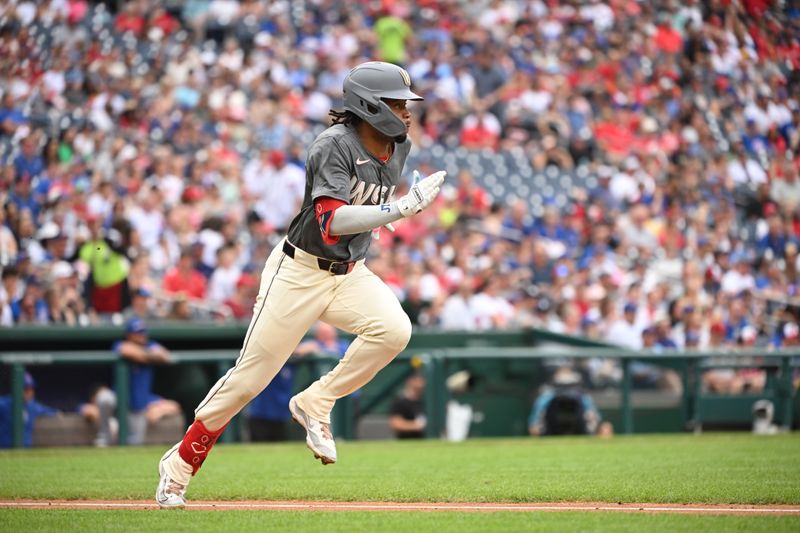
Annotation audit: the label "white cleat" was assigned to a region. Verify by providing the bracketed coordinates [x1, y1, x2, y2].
[156, 445, 188, 509]
[289, 396, 337, 465]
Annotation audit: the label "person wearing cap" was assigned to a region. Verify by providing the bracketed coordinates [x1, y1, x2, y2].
[633, 325, 683, 393]
[13, 135, 45, 183]
[10, 276, 49, 324]
[222, 273, 258, 320]
[604, 302, 642, 349]
[38, 222, 69, 263]
[772, 322, 800, 349]
[0, 372, 59, 448]
[91, 318, 181, 445]
[121, 319, 181, 440]
[723, 296, 752, 344]
[249, 149, 305, 233]
[684, 328, 702, 349]
[703, 319, 739, 393]
[125, 287, 157, 320]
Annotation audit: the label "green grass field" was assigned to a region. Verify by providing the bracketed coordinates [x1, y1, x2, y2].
[1, 433, 799, 532]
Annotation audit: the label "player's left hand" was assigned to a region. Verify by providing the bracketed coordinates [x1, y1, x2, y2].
[396, 170, 446, 217]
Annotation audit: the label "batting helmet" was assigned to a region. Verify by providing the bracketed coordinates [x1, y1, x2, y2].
[343, 61, 423, 138]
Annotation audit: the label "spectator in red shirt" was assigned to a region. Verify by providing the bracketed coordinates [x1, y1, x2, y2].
[163, 250, 207, 301]
[115, 3, 146, 36]
[653, 16, 683, 55]
[223, 273, 258, 320]
[460, 109, 501, 151]
[456, 169, 490, 219]
[149, 8, 180, 36]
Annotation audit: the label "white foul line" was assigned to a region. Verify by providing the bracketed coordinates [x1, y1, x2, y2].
[1, 502, 799, 514]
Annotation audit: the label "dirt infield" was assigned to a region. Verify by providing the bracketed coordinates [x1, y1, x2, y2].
[2, 500, 799, 515]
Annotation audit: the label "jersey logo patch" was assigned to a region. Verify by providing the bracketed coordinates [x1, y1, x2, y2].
[350, 177, 397, 206]
[356, 158, 370, 165]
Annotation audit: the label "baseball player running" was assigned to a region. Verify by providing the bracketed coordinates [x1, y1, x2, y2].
[156, 61, 445, 508]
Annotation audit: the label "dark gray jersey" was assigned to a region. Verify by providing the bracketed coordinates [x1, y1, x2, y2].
[286, 124, 411, 261]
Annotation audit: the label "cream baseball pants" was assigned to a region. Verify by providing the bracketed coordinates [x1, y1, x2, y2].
[193, 238, 412, 429]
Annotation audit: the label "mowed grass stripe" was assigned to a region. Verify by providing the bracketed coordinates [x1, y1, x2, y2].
[1, 509, 799, 533]
[2, 501, 799, 514]
[0, 434, 798, 504]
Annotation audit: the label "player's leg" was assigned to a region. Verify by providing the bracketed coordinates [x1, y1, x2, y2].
[293, 262, 411, 426]
[157, 241, 333, 506]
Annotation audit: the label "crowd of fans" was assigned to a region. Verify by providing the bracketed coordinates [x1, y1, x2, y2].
[1, 0, 799, 359]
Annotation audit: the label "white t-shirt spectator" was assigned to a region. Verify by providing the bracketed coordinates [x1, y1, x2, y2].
[518, 89, 552, 115]
[744, 102, 771, 134]
[580, 2, 614, 31]
[610, 170, 639, 204]
[43, 69, 66, 97]
[304, 90, 333, 123]
[768, 101, 793, 128]
[440, 294, 476, 330]
[605, 319, 642, 349]
[254, 164, 306, 229]
[727, 157, 767, 186]
[153, 173, 184, 207]
[86, 192, 113, 220]
[128, 207, 164, 250]
[461, 112, 502, 137]
[720, 269, 755, 295]
[435, 72, 476, 106]
[208, 0, 239, 25]
[418, 272, 442, 302]
[242, 157, 270, 198]
[208, 265, 242, 303]
[770, 177, 800, 211]
[469, 292, 514, 330]
[198, 229, 225, 268]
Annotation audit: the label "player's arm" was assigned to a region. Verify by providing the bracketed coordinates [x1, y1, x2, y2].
[324, 170, 446, 236]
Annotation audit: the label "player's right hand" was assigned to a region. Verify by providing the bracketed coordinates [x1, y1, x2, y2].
[396, 170, 446, 217]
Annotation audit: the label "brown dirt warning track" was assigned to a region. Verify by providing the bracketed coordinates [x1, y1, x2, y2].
[1, 500, 799, 515]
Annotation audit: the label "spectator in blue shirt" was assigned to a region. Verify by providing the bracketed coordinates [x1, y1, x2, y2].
[111, 318, 181, 444]
[757, 215, 792, 259]
[8, 180, 40, 220]
[0, 92, 27, 136]
[247, 322, 347, 442]
[13, 136, 45, 181]
[80, 317, 181, 446]
[0, 372, 58, 448]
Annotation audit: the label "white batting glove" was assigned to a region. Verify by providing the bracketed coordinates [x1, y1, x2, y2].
[396, 170, 446, 217]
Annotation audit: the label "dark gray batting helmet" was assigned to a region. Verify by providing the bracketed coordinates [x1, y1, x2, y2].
[343, 61, 423, 138]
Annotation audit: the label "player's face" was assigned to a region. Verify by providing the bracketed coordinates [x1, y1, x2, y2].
[384, 98, 411, 132]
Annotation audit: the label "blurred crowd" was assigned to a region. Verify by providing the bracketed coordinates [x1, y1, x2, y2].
[0, 0, 799, 356]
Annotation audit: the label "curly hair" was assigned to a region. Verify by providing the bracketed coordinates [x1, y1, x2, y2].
[328, 109, 362, 126]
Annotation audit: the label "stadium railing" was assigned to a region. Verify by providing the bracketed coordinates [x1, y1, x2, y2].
[2, 346, 797, 448]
